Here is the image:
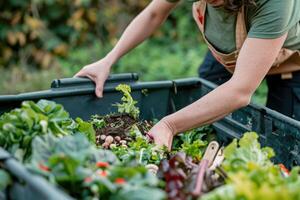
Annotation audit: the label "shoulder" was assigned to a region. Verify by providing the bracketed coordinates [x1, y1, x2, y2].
[247, 0, 300, 39]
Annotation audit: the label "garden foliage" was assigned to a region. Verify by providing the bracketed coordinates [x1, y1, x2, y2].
[0, 0, 200, 69]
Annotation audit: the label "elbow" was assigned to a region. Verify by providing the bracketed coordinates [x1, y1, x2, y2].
[149, 10, 158, 20]
[148, 4, 170, 23]
[235, 93, 251, 108]
[149, 10, 168, 24]
[226, 82, 252, 108]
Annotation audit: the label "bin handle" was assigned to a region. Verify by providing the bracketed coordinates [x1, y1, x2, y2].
[51, 73, 139, 88]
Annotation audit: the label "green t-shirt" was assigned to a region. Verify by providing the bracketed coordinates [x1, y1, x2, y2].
[167, 0, 300, 54]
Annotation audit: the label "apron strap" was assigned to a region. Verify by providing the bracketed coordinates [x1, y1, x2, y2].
[192, 1, 300, 78]
[193, 0, 206, 33]
[235, 6, 248, 50]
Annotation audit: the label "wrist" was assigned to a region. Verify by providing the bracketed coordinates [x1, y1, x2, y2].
[104, 51, 119, 66]
[161, 117, 177, 136]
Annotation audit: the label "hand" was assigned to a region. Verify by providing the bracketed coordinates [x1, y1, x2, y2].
[74, 58, 112, 98]
[147, 118, 175, 151]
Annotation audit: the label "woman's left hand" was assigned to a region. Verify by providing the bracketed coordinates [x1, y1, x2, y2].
[147, 119, 175, 151]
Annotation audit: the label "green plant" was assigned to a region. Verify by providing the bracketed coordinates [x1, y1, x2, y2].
[172, 127, 214, 162]
[202, 132, 300, 200]
[0, 169, 11, 191]
[91, 116, 106, 129]
[111, 135, 167, 166]
[114, 84, 140, 120]
[0, 0, 199, 69]
[74, 117, 96, 144]
[29, 133, 165, 200]
[0, 100, 95, 161]
[222, 132, 275, 173]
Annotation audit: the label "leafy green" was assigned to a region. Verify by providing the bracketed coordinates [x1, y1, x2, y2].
[84, 164, 165, 200]
[172, 127, 210, 162]
[202, 132, 300, 200]
[29, 133, 165, 200]
[0, 169, 11, 191]
[74, 117, 96, 144]
[110, 186, 165, 200]
[111, 133, 167, 165]
[0, 100, 72, 160]
[222, 132, 275, 173]
[114, 84, 140, 119]
[6, 96, 300, 200]
[180, 140, 207, 162]
[110, 122, 211, 166]
[0, 100, 96, 161]
[91, 115, 106, 129]
[202, 167, 300, 200]
[30, 133, 118, 171]
[30, 133, 118, 196]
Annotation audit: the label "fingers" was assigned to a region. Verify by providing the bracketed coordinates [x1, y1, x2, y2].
[148, 131, 171, 151]
[74, 70, 84, 77]
[167, 136, 173, 151]
[73, 67, 105, 98]
[85, 75, 103, 98]
[146, 133, 154, 141]
[95, 74, 108, 98]
[95, 81, 104, 98]
[74, 66, 88, 78]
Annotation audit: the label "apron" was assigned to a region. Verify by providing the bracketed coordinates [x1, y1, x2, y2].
[192, 0, 300, 79]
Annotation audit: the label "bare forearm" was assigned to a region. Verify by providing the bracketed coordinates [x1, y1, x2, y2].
[106, 0, 177, 64]
[164, 81, 250, 133]
[163, 35, 287, 134]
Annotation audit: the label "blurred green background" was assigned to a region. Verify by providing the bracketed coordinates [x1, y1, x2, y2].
[0, 0, 267, 104]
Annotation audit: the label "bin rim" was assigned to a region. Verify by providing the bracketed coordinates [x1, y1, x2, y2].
[198, 77, 300, 129]
[1, 74, 299, 129]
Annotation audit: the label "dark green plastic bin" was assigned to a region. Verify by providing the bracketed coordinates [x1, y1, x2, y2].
[0, 73, 300, 170]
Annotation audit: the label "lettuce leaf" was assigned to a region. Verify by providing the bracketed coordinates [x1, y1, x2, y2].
[202, 132, 300, 200]
[0, 100, 96, 161]
[222, 132, 275, 173]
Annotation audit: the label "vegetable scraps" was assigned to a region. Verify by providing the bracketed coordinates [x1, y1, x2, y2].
[92, 84, 211, 166]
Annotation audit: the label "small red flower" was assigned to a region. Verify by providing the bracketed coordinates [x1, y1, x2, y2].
[279, 164, 290, 175]
[84, 177, 93, 183]
[115, 178, 126, 185]
[39, 163, 50, 172]
[96, 162, 109, 168]
[98, 170, 108, 177]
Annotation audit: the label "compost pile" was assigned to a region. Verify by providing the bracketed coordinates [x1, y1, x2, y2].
[1, 84, 300, 200]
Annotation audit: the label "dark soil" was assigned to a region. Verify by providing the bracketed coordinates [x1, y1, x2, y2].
[93, 114, 153, 146]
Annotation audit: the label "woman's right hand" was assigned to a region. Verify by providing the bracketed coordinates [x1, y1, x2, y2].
[74, 58, 112, 98]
